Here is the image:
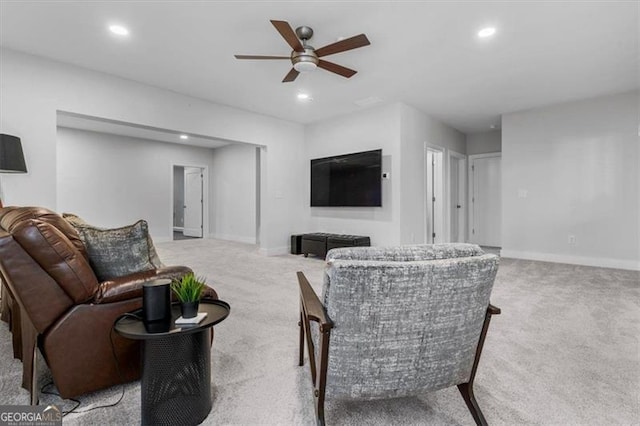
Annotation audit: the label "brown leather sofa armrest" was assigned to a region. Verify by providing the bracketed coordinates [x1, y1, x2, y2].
[94, 266, 193, 304]
[201, 285, 218, 301]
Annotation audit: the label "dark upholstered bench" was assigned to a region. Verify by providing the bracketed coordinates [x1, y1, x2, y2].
[301, 233, 371, 258]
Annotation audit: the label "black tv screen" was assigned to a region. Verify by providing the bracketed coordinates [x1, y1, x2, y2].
[311, 149, 382, 207]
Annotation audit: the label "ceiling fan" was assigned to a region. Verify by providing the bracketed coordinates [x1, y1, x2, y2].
[234, 20, 370, 83]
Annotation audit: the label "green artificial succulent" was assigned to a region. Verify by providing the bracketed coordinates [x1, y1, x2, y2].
[171, 273, 206, 303]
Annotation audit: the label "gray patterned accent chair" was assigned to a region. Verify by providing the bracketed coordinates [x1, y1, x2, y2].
[297, 243, 500, 425]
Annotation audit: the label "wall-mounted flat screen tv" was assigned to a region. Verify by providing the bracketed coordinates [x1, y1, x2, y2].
[311, 149, 382, 207]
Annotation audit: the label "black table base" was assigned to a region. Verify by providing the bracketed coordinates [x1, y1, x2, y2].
[142, 331, 211, 426]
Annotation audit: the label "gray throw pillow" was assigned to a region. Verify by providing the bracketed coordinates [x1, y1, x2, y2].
[64, 212, 165, 269]
[62, 212, 90, 227]
[74, 220, 156, 281]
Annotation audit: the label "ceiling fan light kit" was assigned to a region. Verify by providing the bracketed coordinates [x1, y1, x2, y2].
[235, 20, 370, 83]
[292, 48, 318, 72]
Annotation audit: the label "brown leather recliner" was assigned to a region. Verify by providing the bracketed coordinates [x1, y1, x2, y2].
[0, 207, 216, 400]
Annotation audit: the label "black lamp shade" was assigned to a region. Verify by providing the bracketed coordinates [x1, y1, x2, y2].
[0, 134, 27, 173]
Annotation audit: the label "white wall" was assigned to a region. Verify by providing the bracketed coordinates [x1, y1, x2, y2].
[210, 144, 257, 244]
[399, 103, 466, 244]
[0, 48, 305, 254]
[303, 102, 466, 247]
[304, 103, 402, 246]
[467, 130, 502, 155]
[502, 91, 639, 270]
[56, 127, 216, 241]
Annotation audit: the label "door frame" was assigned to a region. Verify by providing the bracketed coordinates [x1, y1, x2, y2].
[172, 165, 185, 232]
[424, 144, 445, 244]
[448, 150, 467, 243]
[468, 152, 501, 245]
[170, 163, 209, 239]
[255, 146, 263, 247]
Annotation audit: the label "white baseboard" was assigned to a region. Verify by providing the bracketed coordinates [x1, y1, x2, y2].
[209, 233, 257, 245]
[258, 246, 289, 256]
[500, 249, 640, 271]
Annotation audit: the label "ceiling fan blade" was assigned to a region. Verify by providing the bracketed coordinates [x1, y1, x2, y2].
[270, 20, 304, 53]
[317, 60, 357, 78]
[234, 55, 290, 60]
[315, 34, 370, 57]
[282, 68, 300, 82]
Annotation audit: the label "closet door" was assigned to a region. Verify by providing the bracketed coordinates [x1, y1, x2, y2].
[470, 154, 501, 247]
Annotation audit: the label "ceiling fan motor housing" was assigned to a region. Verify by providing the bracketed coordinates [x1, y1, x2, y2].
[295, 26, 314, 41]
[292, 48, 319, 72]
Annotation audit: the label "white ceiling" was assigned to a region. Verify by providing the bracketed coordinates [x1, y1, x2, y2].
[1, 1, 637, 133]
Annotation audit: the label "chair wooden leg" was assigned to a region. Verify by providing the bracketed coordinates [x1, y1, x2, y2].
[457, 383, 487, 426]
[315, 397, 326, 426]
[457, 304, 500, 426]
[297, 272, 333, 426]
[314, 327, 331, 426]
[298, 311, 304, 366]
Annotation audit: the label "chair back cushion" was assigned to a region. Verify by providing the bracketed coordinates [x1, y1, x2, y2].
[326, 243, 484, 262]
[322, 252, 499, 400]
[0, 229, 75, 333]
[12, 220, 99, 303]
[0, 206, 88, 260]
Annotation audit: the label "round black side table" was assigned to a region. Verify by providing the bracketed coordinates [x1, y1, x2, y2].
[114, 300, 230, 426]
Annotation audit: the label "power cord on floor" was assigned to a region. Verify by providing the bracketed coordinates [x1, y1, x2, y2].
[39, 312, 142, 416]
[40, 383, 81, 417]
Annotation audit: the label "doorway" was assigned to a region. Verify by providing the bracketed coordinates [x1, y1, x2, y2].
[469, 153, 501, 247]
[173, 165, 204, 240]
[449, 151, 466, 243]
[425, 147, 444, 243]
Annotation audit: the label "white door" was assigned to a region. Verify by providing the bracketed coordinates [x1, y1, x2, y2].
[183, 167, 203, 238]
[426, 148, 444, 243]
[449, 155, 465, 242]
[470, 155, 501, 247]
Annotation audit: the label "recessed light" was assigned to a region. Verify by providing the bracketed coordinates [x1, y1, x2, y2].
[179, 134, 189, 140]
[478, 27, 496, 38]
[297, 93, 311, 100]
[109, 25, 129, 36]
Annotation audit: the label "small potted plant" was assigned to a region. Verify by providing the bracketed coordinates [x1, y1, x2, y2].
[171, 273, 206, 319]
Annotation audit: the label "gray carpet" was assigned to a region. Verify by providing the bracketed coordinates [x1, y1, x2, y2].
[0, 239, 638, 425]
